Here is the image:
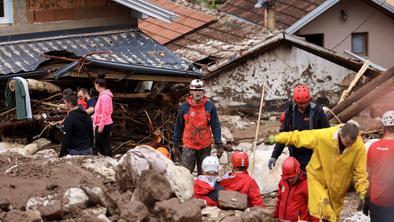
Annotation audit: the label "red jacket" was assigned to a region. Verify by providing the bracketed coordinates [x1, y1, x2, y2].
[367, 139, 394, 206]
[220, 171, 265, 208]
[193, 178, 218, 206]
[182, 97, 212, 149]
[273, 172, 318, 222]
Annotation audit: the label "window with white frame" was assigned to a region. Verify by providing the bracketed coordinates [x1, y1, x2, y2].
[0, 0, 13, 24]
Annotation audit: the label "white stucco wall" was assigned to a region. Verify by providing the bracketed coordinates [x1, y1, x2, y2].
[205, 44, 353, 110]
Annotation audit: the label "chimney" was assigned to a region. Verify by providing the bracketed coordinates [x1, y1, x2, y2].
[255, 0, 276, 30]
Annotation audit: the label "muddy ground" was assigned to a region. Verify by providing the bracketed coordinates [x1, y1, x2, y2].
[0, 117, 372, 221]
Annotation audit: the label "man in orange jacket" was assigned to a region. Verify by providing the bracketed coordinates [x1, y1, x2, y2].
[274, 157, 318, 222]
[220, 151, 265, 207]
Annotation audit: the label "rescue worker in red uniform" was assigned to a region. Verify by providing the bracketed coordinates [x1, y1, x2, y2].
[220, 152, 265, 208]
[194, 156, 223, 206]
[173, 79, 223, 175]
[273, 157, 318, 222]
[365, 111, 394, 221]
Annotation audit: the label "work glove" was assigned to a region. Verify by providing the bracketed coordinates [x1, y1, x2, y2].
[268, 157, 277, 170]
[171, 145, 182, 163]
[215, 143, 224, 158]
[265, 135, 276, 145]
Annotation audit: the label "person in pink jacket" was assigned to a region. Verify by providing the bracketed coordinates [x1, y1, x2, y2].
[93, 76, 113, 156]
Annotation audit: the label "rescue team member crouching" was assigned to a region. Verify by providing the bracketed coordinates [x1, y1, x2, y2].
[365, 111, 394, 221]
[173, 79, 223, 175]
[273, 157, 318, 222]
[193, 156, 223, 206]
[220, 152, 265, 208]
[266, 121, 368, 222]
[59, 93, 94, 157]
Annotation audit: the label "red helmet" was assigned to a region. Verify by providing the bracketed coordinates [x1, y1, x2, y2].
[231, 151, 249, 168]
[293, 85, 311, 103]
[279, 112, 285, 124]
[282, 157, 300, 179]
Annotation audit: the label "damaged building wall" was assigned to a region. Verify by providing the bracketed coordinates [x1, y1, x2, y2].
[0, 0, 136, 36]
[205, 44, 353, 111]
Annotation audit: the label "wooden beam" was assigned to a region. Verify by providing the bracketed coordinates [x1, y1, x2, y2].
[113, 92, 151, 99]
[327, 67, 394, 121]
[338, 60, 370, 103]
[70, 71, 193, 82]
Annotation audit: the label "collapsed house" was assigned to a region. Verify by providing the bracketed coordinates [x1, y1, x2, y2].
[0, 0, 201, 150]
[140, 0, 383, 115]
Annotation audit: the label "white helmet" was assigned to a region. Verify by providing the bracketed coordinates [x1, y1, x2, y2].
[190, 79, 205, 90]
[382, 111, 394, 126]
[202, 156, 220, 174]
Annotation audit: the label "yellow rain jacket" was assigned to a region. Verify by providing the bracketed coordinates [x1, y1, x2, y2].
[275, 124, 368, 222]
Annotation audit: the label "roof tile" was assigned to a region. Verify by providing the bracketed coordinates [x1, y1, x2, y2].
[139, 0, 214, 43]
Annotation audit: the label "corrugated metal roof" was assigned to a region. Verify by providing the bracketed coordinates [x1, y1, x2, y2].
[113, 0, 178, 22]
[0, 30, 192, 75]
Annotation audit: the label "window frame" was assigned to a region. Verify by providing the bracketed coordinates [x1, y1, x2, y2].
[0, 0, 13, 24]
[351, 32, 368, 57]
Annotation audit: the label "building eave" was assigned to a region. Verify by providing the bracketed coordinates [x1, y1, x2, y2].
[112, 0, 178, 23]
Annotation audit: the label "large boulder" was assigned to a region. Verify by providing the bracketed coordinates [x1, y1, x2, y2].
[218, 190, 248, 210]
[64, 187, 89, 209]
[119, 200, 150, 222]
[116, 145, 193, 201]
[2, 209, 42, 222]
[82, 186, 119, 216]
[131, 170, 173, 209]
[154, 198, 205, 222]
[26, 194, 65, 220]
[241, 207, 275, 222]
[248, 149, 288, 194]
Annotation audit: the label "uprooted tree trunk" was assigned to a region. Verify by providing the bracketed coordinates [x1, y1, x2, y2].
[9, 79, 61, 93]
[327, 67, 394, 121]
[333, 76, 394, 123]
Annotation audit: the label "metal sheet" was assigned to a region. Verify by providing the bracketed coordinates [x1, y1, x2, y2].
[0, 30, 193, 75]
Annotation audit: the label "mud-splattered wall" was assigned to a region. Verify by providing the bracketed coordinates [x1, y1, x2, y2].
[205, 44, 353, 111]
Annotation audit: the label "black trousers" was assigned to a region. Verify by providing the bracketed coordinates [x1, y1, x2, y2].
[95, 124, 112, 157]
[370, 203, 394, 222]
[181, 146, 211, 175]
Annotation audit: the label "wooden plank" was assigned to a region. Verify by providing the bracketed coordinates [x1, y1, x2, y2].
[113, 92, 151, 99]
[338, 60, 370, 103]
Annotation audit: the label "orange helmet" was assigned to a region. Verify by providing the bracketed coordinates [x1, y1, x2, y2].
[282, 157, 300, 179]
[157, 147, 171, 160]
[231, 151, 249, 168]
[293, 85, 311, 103]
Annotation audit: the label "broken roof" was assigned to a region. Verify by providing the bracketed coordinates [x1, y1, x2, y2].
[219, 0, 325, 29]
[139, 0, 215, 44]
[0, 30, 197, 76]
[166, 13, 273, 65]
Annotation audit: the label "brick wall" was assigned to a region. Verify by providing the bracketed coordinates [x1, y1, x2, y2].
[26, 0, 131, 23]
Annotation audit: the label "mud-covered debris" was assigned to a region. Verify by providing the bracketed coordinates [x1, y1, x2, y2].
[154, 198, 205, 222]
[26, 194, 65, 220]
[201, 206, 221, 219]
[2, 209, 42, 222]
[131, 170, 173, 209]
[64, 187, 89, 209]
[82, 186, 119, 216]
[81, 157, 118, 181]
[119, 200, 150, 222]
[0, 197, 11, 212]
[218, 190, 248, 210]
[241, 207, 275, 222]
